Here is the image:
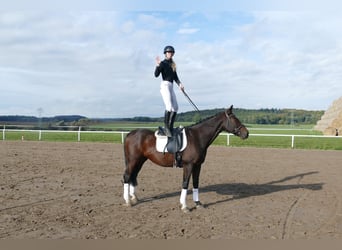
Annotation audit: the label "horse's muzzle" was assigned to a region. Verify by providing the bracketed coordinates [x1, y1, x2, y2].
[239, 127, 249, 139]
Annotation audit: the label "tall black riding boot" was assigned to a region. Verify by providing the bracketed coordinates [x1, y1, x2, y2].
[164, 110, 172, 137]
[169, 111, 177, 135]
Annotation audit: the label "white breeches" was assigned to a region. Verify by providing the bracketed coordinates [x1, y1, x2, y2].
[160, 81, 178, 112]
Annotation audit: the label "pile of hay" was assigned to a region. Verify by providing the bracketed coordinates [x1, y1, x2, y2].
[315, 97, 342, 135]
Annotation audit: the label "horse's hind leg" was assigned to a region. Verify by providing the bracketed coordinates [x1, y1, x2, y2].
[123, 183, 131, 206]
[123, 183, 138, 206]
[123, 157, 146, 206]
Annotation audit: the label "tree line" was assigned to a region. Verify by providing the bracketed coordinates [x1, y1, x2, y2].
[127, 108, 324, 125]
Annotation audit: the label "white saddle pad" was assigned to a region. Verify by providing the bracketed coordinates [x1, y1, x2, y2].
[154, 128, 187, 153]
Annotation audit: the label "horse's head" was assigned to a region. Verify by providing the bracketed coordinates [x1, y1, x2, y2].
[223, 105, 249, 139]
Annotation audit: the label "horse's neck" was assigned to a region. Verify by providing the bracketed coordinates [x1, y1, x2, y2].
[192, 113, 224, 148]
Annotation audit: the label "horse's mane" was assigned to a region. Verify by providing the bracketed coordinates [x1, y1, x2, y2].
[186, 110, 224, 128]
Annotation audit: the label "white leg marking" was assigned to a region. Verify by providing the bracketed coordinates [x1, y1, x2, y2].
[192, 188, 199, 202]
[180, 188, 187, 208]
[129, 184, 138, 205]
[129, 184, 135, 196]
[123, 183, 130, 204]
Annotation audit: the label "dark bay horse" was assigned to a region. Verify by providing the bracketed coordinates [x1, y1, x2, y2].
[122, 105, 249, 212]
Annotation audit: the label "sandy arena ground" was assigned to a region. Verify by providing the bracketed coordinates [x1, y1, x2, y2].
[0, 141, 342, 239]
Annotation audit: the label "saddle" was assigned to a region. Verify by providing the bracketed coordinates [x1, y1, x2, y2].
[155, 126, 187, 167]
[155, 126, 187, 153]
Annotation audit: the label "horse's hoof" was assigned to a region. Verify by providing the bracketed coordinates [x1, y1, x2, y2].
[122, 200, 132, 207]
[195, 201, 205, 209]
[181, 205, 190, 213]
[130, 196, 138, 205]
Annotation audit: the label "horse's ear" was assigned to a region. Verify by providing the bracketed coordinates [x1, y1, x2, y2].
[225, 105, 233, 115]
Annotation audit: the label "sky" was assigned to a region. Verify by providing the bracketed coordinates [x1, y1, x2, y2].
[1, 1, 342, 118]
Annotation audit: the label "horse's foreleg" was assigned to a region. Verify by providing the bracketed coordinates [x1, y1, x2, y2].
[180, 166, 192, 212]
[193, 188, 199, 202]
[192, 165, 204, 209]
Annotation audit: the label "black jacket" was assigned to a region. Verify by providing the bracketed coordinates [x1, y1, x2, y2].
[154, 59, 181, 85]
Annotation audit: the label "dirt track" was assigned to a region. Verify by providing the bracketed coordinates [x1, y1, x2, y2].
[1, 141, 342, 239]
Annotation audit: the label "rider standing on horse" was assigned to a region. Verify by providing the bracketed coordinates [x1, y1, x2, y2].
[154, 45, 184, 137]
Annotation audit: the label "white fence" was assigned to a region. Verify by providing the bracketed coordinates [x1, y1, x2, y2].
[2, 128, 129, 144]
[2, 127, 341, 149]
[225, 133, 340, 149]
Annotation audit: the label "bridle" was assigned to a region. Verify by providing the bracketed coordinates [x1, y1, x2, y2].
[224, 110, 243, 136]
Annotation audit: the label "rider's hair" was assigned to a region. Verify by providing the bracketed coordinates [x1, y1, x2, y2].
[170, 59, 176, 72]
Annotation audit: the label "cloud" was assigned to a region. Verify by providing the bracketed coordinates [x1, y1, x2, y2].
[177, 28, 199, 35]
[1, 10, 342, 118]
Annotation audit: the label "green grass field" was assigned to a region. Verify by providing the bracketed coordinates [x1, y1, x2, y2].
[2, 123, 342, 150]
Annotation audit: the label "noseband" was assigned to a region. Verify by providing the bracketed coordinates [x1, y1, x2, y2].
[224, 110, 243, 135]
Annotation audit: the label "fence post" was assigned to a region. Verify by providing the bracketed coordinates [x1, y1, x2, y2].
[291, 135, 295, 149]
[227, 133, 230, 146]
[2, 125, 5, 141]
[39, 130, 42, 141]
[121, 132, 124, 144]
[78, 127, 81, 142]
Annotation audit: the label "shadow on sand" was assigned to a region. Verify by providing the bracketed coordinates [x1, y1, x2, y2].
[138, 171, 324, 207]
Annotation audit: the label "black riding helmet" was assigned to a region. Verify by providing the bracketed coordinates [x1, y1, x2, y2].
[164, 45, 175, 54]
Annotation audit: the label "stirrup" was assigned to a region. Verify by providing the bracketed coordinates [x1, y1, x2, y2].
[174, 153, 182, 168]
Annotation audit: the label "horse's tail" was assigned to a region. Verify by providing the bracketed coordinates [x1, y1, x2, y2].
[122, 129, 143, 186]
